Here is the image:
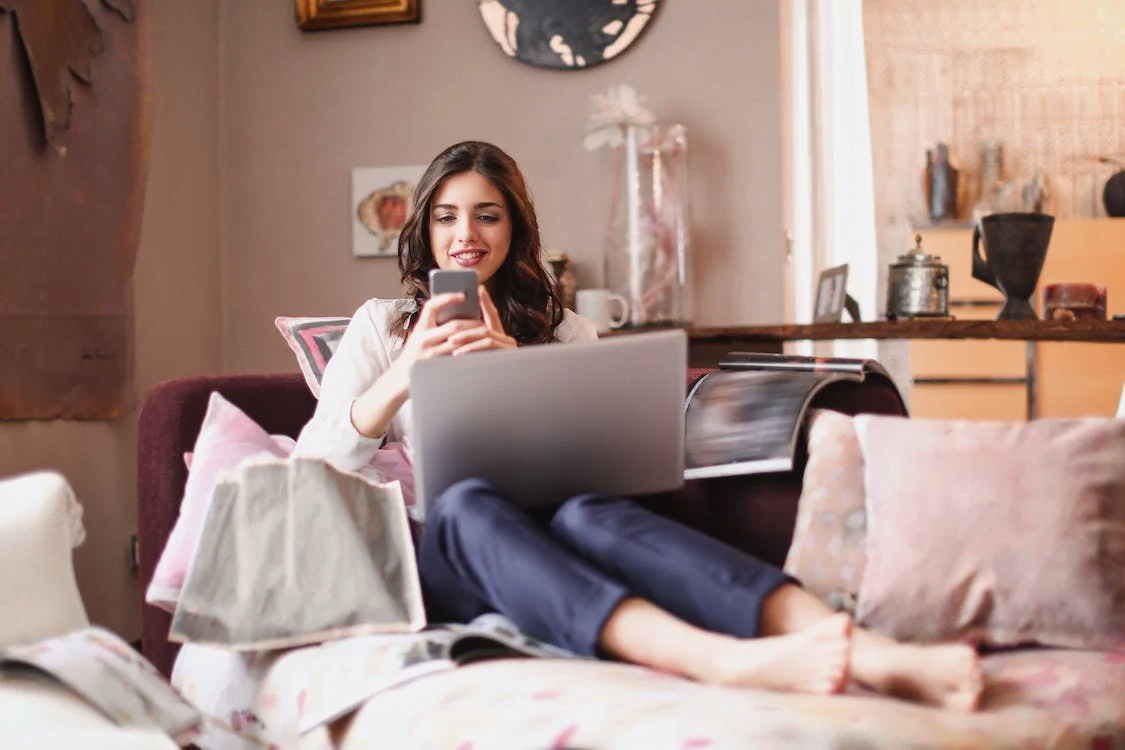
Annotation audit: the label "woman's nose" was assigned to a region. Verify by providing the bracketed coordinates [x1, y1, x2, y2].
[457, 220, 477, 243]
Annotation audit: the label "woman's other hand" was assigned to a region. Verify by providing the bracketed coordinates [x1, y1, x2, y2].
[448, 285, 517, 356]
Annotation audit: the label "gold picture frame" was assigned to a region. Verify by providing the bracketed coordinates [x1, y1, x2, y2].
[296, 0, 420, 31]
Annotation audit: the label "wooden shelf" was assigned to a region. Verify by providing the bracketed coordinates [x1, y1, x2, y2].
[657, 319, 1125, 344]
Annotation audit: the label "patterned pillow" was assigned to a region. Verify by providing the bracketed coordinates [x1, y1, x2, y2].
[274, 316, 350, 398]
[783, 409, 867, 613]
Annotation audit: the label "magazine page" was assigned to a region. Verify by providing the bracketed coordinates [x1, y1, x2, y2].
[684, 370, 851, 480]
[0, 626, 201, 744]
[298, 632, 457, 734]
[445, 613, 581, 664]
[299, 615, 579, 735]
[719, 351, 892, 381]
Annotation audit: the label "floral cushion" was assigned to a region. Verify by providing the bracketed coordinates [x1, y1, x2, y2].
[784, 409, 867, 613]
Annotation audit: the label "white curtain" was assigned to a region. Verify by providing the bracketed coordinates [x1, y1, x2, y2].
[781, 0, 880, 362]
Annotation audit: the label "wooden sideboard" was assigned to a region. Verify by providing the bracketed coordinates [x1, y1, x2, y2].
[620, 317, 1122, 359]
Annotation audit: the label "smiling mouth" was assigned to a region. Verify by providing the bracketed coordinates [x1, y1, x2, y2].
[451, 250, 487, 267]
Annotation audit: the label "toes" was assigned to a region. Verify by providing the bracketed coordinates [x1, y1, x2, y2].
[829, 663, 849, 694]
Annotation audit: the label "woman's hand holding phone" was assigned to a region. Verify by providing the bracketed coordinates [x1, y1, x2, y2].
[447, 285, 516, 356]
[352, 293, 478, 438]
[352, 289, 515, 439]
[386, 293, 481, 393]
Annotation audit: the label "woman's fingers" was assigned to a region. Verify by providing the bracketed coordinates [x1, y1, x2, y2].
[453, 338, 498, 357]
[421, 318, 478, 348]
[425, 339, 459, 359]
[452, 330, 517, 356]
[447, 325, 492, 348]
[417, 292, 466, 329]
[478, 285, 505, 333]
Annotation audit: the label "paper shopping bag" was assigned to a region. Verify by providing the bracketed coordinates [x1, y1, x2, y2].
[169, 457, 426, 651]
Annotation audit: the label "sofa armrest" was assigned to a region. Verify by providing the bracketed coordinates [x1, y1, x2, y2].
[0, 472, 89, 646]
[0, 678, 178, 750]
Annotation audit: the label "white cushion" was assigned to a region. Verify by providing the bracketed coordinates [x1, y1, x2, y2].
[0, 677, 178, 750]
[0, 471, 89, 645]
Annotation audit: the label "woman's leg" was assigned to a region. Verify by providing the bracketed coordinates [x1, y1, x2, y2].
[418, 478, 627, 656]
[419, 479, 849, 694]
[597, 597, 851, 695]
[551, 495, 983, 711]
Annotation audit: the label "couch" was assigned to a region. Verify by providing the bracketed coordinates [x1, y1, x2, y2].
[0, 471, 179, 750]
[136, 371, 1125, 750]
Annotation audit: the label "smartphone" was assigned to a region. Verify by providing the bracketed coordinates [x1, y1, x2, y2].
[429, 268, 482, 325]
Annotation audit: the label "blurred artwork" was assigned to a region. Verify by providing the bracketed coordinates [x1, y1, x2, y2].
[352, 165, 426, 258]
[478, 0, 659, 70]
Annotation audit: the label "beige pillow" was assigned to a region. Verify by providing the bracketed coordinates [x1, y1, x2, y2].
[0, 472, 89, 646]
[784, 410, 867, 612]
[854, 414, 1125, 650]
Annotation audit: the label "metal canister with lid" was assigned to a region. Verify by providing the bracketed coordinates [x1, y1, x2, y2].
[885, 234, 949, 319]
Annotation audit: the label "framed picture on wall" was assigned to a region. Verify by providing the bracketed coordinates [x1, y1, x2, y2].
[297, 0, 420, 31]
[352, 165, 426, 258]
[813, 264, 849, 323]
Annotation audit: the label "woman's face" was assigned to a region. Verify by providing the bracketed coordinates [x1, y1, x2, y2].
[429, 170, 512, 286]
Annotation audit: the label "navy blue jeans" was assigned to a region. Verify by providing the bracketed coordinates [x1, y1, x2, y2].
[417, 478, 794, 657]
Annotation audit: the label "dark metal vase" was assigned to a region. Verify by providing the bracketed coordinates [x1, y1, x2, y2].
[971, 213, 1054, 320]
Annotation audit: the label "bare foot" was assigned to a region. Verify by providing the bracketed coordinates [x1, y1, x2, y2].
[704, 613, 852, 695]
[858, 640, 984, 712]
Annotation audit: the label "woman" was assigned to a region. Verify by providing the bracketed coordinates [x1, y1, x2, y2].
[295, 141, 983, 712]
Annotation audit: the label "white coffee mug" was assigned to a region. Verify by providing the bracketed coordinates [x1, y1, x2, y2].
[576, 288, 628, 332]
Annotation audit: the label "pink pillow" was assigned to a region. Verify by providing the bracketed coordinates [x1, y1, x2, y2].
[146, 392, 293, 614]
[784, 410, 867, 613]
[274, 316, 350, 398]
[184, 435, 295, 470]
[854, 414, 1125, 650]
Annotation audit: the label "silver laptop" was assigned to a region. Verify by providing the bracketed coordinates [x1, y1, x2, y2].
[410, 329, 687, 516]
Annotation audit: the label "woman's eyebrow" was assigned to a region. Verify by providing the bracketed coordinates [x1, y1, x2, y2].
[433, 202, 504, 211]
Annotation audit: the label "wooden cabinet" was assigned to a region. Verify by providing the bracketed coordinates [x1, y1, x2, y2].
[909, 218, 1125, 419]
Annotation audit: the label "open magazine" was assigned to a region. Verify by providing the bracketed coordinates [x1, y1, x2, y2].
[0, 626, 202, 744]
[299, 613, 580, 734]
[683, 352, 901, 480]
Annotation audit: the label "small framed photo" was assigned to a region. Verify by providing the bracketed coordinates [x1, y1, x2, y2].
[297, 0, 420, 32]
[813, 264, 849, 323]
[351, 165, 427, 258]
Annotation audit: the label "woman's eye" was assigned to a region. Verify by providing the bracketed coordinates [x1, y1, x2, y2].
[477, 214, 499, 223]
[434, 215, 455, 224]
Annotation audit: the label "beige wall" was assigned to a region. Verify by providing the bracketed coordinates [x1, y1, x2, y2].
[219, 0, 785, 373]
[0, 1, 784, 639]
[0, 0, 222, 638]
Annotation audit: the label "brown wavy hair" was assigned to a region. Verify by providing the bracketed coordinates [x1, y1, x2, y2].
[391, 141, 564, 345]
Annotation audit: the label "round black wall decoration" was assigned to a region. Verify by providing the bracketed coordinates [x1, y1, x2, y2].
[478, 0, 660, 70]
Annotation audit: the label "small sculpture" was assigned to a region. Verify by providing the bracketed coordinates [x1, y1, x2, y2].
[1099, 158, 1125, 217]
[971, 213, 1055, 320]
[926, 143, 960, 222]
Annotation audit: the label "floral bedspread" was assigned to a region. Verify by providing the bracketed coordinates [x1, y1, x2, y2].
[173, 642, 1125, 750]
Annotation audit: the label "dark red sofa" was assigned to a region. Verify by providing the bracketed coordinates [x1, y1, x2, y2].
[136, 370, 907, 678]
